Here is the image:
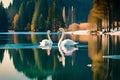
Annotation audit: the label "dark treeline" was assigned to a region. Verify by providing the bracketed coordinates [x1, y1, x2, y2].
[7, 0, 65, 32]
[88, 0, 120, 32]
[0, 2, 8, 32]
[0, 0, 93, 32]
[7, 0, 92, 32]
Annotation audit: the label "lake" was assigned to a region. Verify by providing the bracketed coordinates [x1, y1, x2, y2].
[0, 32, 120, 80]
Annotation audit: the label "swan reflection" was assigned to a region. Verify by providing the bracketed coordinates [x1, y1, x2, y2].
[58, 44, 78, 67]
[39, 30, 53, 56]
[56, 28, 78, 67]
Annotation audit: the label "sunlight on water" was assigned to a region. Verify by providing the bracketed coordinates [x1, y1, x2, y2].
[0, 50, 30, 80]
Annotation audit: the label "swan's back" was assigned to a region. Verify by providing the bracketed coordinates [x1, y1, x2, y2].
[40, 39, 52, 46]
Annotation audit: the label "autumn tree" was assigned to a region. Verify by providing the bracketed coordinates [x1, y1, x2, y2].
[88, 0, 120, 31]
[13, 13, 19, 29]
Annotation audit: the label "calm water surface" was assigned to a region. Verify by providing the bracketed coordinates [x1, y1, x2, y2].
[0, 32, 120, 80]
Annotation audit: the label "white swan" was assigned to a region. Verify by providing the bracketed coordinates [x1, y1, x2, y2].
[40, 30, 53, 47]
[58, 28, 78, 47]
[39, 30, 53, 56]
[57, 28, 78, 67]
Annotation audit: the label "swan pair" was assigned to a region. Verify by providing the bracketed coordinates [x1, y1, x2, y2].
[39, 28, 78, 55]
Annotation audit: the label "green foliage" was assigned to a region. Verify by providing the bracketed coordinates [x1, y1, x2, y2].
[51, 0, 65, 31]
[16, 0, 35, 31]
[13, 0, 22, 13]
[38, 14, 46, 31]
[46, 4, 52, 30]
[31, 0, 48, 31]
[0, 2, 8, 32]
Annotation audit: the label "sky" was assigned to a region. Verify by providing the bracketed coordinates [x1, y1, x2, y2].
[0, 0, 12, 8]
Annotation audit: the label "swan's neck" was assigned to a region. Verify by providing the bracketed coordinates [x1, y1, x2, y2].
[47, 33, 52, 43]
[58, 30, 64, 46]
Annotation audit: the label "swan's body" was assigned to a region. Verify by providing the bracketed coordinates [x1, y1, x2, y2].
[57, 28, 78, 67]
[40, 39, 52, 47]
[58, 28, 78, 47]
[40, 30, 53, 56]
[40, 30, 53, 47]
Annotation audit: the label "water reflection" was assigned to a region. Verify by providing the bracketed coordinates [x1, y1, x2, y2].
[3, 33, 89, 80]
[58, 43, 78, 67]
[0, 32, 120, 80]
[88, 34, 120, 80]
[0, 49, 4, 63]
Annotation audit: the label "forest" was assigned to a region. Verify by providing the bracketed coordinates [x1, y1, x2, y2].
[0, 0, 120, 32]
[0, 0, 92, 32]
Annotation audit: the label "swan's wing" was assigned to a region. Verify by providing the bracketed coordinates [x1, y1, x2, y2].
[40, 39, 49, 46]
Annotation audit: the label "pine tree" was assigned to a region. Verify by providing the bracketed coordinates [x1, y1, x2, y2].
[31, 0, 48, 32]
[52, 0, 65, 31]
[0, 2, 8, 32]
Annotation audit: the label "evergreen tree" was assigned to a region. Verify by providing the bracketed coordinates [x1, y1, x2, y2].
[0, 2, 8, 32]
[46, 4, 52, 30]
[31, 0, 48, 31]
[52, 0, 65, 31]
[38, 14, 46, 31]
[13, 0, 22, 13]
[17, 2, 27, 31]
[16, 0, 35, 31]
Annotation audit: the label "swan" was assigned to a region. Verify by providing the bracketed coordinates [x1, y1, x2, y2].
[40, 30, 53, 47]
[58, 28, 78, 47]
[39, 30, 53, 56]
[57, 28, 78, 67]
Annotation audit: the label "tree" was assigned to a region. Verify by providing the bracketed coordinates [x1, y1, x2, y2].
[38, 14, 46, 31]
[31, 0, 48, 32]
[13, 13, 19, 29]
[16, 0, 35, 31]
[88, 0, 120, 32]
[0, 2, 8, 32]
[17, 2, 27, 31]
[52, 0, 65, 31]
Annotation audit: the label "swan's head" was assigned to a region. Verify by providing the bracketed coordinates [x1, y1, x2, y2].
[47, 30, 51, 34]
[59, 28, 65, 32]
